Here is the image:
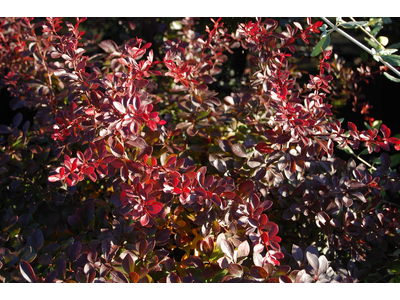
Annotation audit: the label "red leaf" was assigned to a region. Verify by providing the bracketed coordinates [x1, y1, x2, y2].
[255, 141, 274, 154]
[165, 154, 177, 166]
[380, 124, 391, 138]
[238, 180, 255, 195]
[211, 194, 222, 207]
[147, 202, 163, 215]
[129, 271, 140, 283]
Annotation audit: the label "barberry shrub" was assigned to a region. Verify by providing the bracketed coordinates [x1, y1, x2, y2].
[1, 17, 400, 283]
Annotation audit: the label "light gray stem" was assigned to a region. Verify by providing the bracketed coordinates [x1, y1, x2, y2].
[320, 17, 400, 78]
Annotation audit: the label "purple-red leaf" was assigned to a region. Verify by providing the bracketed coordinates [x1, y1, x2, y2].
[221, 239, 234, 261]
[111, 270, 129, 283]
[250, 265, 269, 279]
[228, 263, 243, 277]
[231, 143, 247, 157]
[19, 260, 37, 283]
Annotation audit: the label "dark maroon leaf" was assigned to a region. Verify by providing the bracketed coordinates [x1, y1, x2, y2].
[218, 139, 232, 152]
[250, 265, 269, 279]
[209, 154, 227, 173]
[231, 143, 247, 157]
[102, 239, 111, 262]
[19, 260, 37, 283]
[317, 255, 328, 276]
[84, 263, 96, 283]
[31, 228, 44, 251]
[211, 194, 222, 207]
[99, 39, 119, 53]
[182, 255, 204, 269]
[45, 270, 58, 283]
[237, 240, 250, 261]
[156, 229, 171, 246]
[0, 124, 11, 134]
[198, 74, 214, 84]
[228, 263, 243, 277]
[13, 112, 23, 128]
[68, 241, 82, 261]
[306, 252, 319, 272]
[276, 133, 291, 144]
[279, 274, 292, 283]
[194, 187, 207, 197]
[100, 264, 112, 277]
[221, 239, 234, 260]
[351, 191, 367, 203]
[380, 152, 391, 170]
[317, 211, 330, 226]
[282, 209, 294, 220]
[187, 124, 198, 136]
[166, 271, 181, 283]
[274, 265, 290, 276]
[57, 258, 66, 279]
[291, 244, 303, 266]
[254, 168, 266, 181]
[123, 253, 135, 274]
[239, 180, 255, 195]
[111, 270, 129, 283]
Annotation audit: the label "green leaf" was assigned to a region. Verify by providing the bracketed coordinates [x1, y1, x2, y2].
[377, 48, 397, 55]
[389, 275, 400, 283]
[311, 34, 331, 57]
[387, 263, 400, 275]
[170, 21, 182, 30]
[388, 42, 400, 49]
[382, 17, 392, 25]
[383, 72, 400, 83]
[339, 21, 369, 29]
[195, 109, 210, 121]
[390, 153, 400, 168]
[392, 249, 400, 257]
[381, 54, 400, 66]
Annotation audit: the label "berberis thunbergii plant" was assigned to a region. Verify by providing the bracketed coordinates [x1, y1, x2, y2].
[1, 17, 400, 283]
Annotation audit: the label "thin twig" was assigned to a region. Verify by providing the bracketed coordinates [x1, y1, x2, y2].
[349, 17, 386, 49]
[320, 17, 400, 79]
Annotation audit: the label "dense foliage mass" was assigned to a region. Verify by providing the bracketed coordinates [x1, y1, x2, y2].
[1, 17, 400, 283]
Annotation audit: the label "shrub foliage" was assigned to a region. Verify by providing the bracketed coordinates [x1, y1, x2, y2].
[1, 17, 400, 283]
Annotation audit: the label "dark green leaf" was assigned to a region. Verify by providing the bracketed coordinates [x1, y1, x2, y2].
[381, 55, 400, 66]
[195, 109, 210, 121]
[311, 34, 331, 57]
[389, 275, 400, 283]
[390, 154, 400, 167]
